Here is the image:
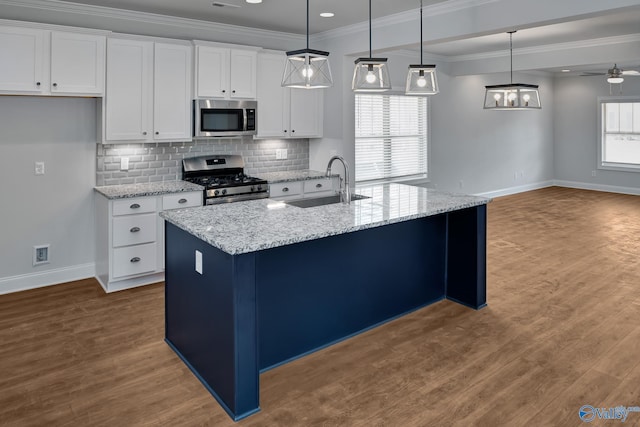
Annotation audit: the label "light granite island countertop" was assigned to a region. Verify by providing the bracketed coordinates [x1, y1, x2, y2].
[161, 182, 490, 421]
[160, 183, 490, 255]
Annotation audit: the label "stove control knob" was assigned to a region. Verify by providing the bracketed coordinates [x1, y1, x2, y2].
[257, 185, 262, 191]
[214, 190, 220, 196]
[221, 189, 227, 195]
[250, 186, 255, 192]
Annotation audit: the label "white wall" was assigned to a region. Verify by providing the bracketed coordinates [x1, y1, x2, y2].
[553, 75, 640, 192]
[0, 97, 96, 293]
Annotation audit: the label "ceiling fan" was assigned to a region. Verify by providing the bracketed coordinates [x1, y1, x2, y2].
[580, 64, 640, 83]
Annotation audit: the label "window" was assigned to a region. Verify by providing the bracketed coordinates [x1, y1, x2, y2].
[355, 94, 428, 183]
[599, 97, 640, 172]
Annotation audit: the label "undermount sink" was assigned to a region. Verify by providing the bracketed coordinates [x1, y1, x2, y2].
[285, 194, 370, 208]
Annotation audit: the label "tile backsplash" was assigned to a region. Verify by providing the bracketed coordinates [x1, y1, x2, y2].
[96, 137, 309, 186]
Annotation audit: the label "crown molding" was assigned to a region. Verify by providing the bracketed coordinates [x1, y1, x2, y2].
[448, 33, 640, 63]
[0, 0, 303, 44]
[312, 0, 501, 42]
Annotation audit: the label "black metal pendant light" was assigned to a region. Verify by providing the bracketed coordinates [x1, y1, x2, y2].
[352, 0, 391, 92]
[281, 0, 333, 89]
[484, 31, 541, 110]
[405, 0, 438, 95]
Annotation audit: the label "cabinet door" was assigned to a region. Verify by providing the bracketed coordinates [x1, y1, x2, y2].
[105, 38, 153, 141]
[0, 26, 46, 93]
[256, 53, 287, 138]
[230, 49, 257, 99]
[50, 31, 105, 95]
[289, 88, 323, 138]
[153, 43, 192, 141]
[196, 45, 228, 98]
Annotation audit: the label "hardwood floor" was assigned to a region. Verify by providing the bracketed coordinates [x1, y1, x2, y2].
[1, 187, 639, 426]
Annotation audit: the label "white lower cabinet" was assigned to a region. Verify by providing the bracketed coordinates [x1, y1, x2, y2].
[269, 177, 339, 201]
[95, 191, 202, 292]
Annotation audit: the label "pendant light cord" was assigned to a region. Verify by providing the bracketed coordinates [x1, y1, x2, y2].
[509, 31, 514, 84]
[420, 0, 423, 65]
[369, 0, 372, 58]
[306, 0, 309, 50]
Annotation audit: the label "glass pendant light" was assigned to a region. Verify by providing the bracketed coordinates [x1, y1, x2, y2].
[406, 0, 438, 95]
[352, 0, 391, 92]
[484, 31, 541, 110]
[281, 0, 333, 89]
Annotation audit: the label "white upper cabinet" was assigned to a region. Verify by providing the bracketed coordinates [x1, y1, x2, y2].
[153, 43, 192, 141]
[256, 51, 323, 139]
[104, 37, 192, 143]
[50, 31, 105, 95]
[0, 25, 105, 96]
[194, 42, 258, 100]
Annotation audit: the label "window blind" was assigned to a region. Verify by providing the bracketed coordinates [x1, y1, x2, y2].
[355, 94, 428, 183]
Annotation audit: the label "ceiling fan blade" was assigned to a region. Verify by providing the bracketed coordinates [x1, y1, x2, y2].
[580, 72, 606, 76]
[622, 70, 640, 76]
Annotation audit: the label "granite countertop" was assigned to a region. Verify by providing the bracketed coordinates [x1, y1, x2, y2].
[94, 181, 204, 199]
[257, 170, 339, 183]
[160, 183, 491, 255]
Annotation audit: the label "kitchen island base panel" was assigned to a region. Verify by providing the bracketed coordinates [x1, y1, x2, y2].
[164, 205, 487, 421]
[164, 227, 259, 421]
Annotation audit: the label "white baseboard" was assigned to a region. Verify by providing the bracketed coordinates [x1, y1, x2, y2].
[0, 263, 96, 295]
[474, 181, 555, 198]
[553, 180, 640, 196]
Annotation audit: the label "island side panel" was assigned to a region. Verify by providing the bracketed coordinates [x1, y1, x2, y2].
[445, 205, 487, 309]
[256, 215, 447, 371]
[164, 222, 259, 421]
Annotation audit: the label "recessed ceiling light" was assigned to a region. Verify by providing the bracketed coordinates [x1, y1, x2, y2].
[320, 12, 335, 18]
[246, 0, 262, 3]
[561, 69, 571, 73]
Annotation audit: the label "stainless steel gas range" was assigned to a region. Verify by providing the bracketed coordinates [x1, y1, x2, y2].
[182, 155, 269, 205]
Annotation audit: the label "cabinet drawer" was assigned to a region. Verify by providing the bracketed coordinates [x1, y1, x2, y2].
[162, 192, 202, 210]
[269, 181, 303, 199]
[303, 178, 336, 195]
[113, 197, 156, 216]
[113, 243, 157, 279]
[113, 213, 157, 247]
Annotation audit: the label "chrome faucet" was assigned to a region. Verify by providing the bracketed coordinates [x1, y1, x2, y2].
[326, 155, 351, 204]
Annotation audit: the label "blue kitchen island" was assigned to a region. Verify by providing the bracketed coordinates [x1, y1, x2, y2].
[160, 183, 490, 421]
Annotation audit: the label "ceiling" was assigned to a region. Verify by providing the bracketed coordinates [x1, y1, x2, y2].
[52, 0, 640, 74]
[61, 0, 448, 35]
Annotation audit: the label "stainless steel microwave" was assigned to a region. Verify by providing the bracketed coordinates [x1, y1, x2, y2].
[193, 99, 257, 138]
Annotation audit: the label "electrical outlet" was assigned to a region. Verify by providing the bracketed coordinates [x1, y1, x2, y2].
[120, 157, 129, 171]
[195, 250, 203, 275]
[458, 180, 463, 189]
[35, 161, 45, 175]
[514, 172, 518, 181]
[275, 149, 282, 160]
[33, 244, 50, 266]
[520, 170, 525, 178]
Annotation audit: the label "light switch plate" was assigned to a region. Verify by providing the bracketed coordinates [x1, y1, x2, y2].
[35, 161, 45, 175]
[195, 250, 203, 274]
[120, 157, 129, 171]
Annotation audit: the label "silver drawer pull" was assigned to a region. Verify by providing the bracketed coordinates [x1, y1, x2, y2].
[316, 183, 323, 188]
[282, 187, 289, 192]
[130, 203, 140, 209]
[130, 257, 141, 263]
[130, 227, 141, 233]
[178, 198, 187, 204]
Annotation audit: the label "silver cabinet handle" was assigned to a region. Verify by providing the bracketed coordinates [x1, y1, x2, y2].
[284, 130, 288, 133]
[291, 130, 295, 133]
[155, 131, 159, 135]
[130, 227, 141, 233]
[36, 82, 41, 86]
[130, 257, 141, 263]
[142, 131, 147, 135]
[130, 203, 140, 209]
[282, 187, 289, 192]
[52, 83, 57, 87]
[222, 89, 226, 93]
[178, 198, 187, 204]
[232, 90, 236, 93]
[316, 183, 322, 188]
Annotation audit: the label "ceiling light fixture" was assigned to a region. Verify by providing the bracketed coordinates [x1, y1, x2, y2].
[352, 0, 391, 92]
[405, 0, 438, 96]
[320, 12, 334, 18]
[607, 64, 624, 84]
[281, 0, 333, 89]
[245, 0, 262, 4]
[484, 31, 541, 110]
